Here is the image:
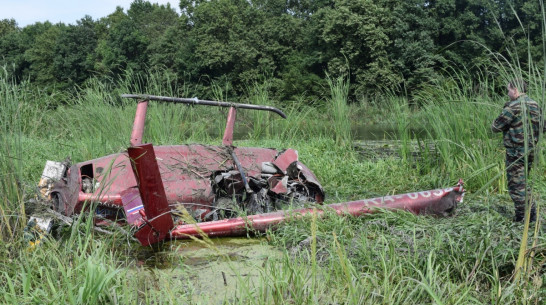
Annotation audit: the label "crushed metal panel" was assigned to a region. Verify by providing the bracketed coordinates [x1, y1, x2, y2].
[291, 162, 324, 203]
[50, 164, 81, 216]
[272, 149, 298, 173]
[269, 176, 289, 194]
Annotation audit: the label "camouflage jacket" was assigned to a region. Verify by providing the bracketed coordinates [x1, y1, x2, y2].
[491, 94, 544, 148]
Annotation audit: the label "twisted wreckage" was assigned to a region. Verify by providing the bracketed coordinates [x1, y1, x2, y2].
[31, 95, 465, 246]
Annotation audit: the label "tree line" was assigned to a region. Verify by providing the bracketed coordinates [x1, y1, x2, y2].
[0, 0, 543, 101]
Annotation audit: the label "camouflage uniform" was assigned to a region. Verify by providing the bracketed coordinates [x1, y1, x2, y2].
[491, 94, 543, 221]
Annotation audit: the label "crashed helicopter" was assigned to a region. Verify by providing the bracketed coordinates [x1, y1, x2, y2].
[32, 94, 465, 246]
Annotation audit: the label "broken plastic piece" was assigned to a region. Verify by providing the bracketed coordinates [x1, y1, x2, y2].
[38, 161, 67, 199]
[25, 216, 53, 249]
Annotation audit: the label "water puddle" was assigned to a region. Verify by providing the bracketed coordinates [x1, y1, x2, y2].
[133, 237, 281, 303]
[352, 124, 426, 140]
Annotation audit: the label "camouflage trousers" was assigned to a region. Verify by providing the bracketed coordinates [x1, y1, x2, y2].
[505, 147, 535, 218]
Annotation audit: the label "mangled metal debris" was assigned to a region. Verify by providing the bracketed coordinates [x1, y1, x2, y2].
[29, 94, 465, 246]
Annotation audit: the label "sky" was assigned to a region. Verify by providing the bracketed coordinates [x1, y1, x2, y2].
[1, 0, 180, 27]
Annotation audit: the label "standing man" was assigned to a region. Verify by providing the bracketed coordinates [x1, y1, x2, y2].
[492, 79, 543, 222]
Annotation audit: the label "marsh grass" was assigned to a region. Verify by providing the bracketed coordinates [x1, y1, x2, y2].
[0, 69, 51, 242]
[326, 74, 352, 147]
[246, 81, 274, 140]
[1, 55, 546, 304]
[384, 96, 414, 163]
[254, 199, 545, 304]
[1, 213, 122, 304]
[414, 75, 503, 190]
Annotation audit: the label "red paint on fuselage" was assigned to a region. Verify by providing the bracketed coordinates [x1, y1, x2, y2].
[70, 144, 285, 212]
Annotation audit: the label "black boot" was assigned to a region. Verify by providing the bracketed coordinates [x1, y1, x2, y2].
[529, 208, 537, 222]
[513, 212, 524, 222]
[513, 208, 536, 223]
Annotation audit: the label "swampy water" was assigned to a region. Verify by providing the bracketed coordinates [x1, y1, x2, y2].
[135, 237, 281, 303]
[351, 124, 426, 140]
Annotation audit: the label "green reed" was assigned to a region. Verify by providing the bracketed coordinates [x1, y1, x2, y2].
[325, 74, 352, 147]
[0, 69, 51, 242]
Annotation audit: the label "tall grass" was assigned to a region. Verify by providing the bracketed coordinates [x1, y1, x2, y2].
[247, 81, 273, 140]
[1, 214, 145, 304]
[411, 68, 503, 190]
[384, 96, 413, 163]
[326, 74, 352, 147]
[234, 201, 546, 304]
[0, 69, 53, 242]
[0, 69, 23, 242]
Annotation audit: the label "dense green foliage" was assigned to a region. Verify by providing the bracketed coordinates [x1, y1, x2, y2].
[1, 0, 544, 100]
